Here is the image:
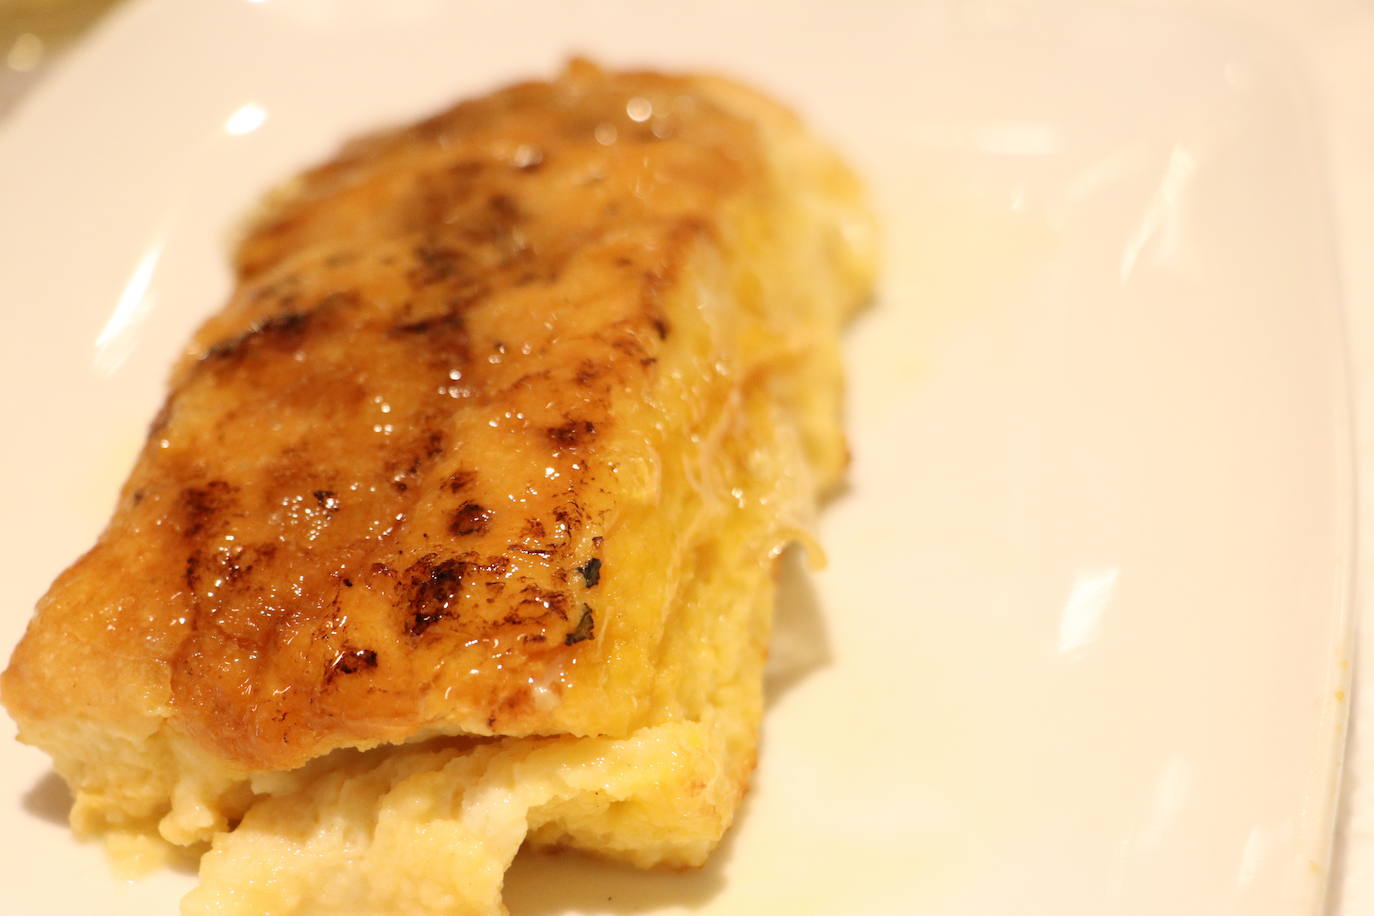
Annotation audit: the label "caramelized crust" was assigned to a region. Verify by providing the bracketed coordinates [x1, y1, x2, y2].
[4, 61, 874, 809]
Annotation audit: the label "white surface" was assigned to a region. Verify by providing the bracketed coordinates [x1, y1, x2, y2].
[0, 2, 1357, 915]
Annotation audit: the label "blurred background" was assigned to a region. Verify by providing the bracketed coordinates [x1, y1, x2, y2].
[0, 0, 121, 114]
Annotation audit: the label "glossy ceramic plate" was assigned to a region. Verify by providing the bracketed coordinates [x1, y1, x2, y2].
[0, 1, 1354, 914]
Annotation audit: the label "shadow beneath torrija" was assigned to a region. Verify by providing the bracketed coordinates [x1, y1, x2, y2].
[22, 768, 71, 826]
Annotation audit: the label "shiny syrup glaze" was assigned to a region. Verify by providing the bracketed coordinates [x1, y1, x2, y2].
[20, 63, 763, 770]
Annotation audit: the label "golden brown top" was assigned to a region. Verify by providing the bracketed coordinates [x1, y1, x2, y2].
[3, 61, 871, 772]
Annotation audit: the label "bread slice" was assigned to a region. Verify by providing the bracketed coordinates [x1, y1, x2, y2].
[2, 60, 875, 914]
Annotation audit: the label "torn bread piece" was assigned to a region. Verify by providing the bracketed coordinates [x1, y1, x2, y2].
[2, 60, 875, 914]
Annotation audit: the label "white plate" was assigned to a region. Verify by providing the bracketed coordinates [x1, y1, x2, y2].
[0, 1, 1354, 914]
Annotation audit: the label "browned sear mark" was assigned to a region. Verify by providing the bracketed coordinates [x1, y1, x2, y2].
[402, 556, 466, 636]
[177, 480, 235, 537]
[205, 311, 310, 361]
[451, 502, 493, 536]
[547, 420, 596, 447]
[445, 470, 477, 493]
[330, 647, 379, 675]
[408, 243, 466, 287]
[394, 308, 466, 335]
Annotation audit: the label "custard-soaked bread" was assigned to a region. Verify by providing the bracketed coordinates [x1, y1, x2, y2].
[3, 60, 875, 914]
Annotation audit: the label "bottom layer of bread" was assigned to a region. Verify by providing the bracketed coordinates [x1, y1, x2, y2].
[185, 686, 759, 916]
